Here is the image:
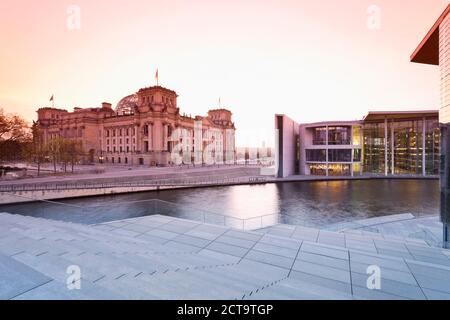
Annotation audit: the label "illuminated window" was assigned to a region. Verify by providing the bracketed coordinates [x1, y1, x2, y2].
[352, 126, 362, 145]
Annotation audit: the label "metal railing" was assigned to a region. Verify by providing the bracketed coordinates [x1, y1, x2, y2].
[0, 176, 269, 193]
[0, 194, 304, 231]
[81, 198, 304, 230]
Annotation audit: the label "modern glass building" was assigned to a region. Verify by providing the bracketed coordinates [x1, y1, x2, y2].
[300, 121, 363, 177]
[363, 111, 440, 176]
[275, 110, 439, 178]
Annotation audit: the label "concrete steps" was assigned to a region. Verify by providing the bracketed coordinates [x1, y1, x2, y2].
[256, 223, 450, 268]
[244, 276, 353, 300]
[2, 212, 450, 299]
[104, 259, 288, 300]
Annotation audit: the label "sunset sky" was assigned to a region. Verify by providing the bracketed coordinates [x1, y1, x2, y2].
[0, 0, 448, 147]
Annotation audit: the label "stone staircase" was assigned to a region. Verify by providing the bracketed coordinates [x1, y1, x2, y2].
[1, 212, 450, 300]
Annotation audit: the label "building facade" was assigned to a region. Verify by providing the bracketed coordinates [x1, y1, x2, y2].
[275, 111, 440, 178]
[36, 85, 236, 166]
[300, 121, 363, 177]
[411, 4, 450, 246]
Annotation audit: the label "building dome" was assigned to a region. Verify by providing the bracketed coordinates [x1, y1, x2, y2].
[115, 94, 138, 115]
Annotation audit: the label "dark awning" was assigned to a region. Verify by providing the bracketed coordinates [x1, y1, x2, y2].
[411, 4, 450, 66]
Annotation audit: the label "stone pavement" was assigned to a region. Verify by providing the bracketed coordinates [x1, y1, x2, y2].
[322, 214, 443, 248]
[347, 216, 443, 248]
[1, 212, 450, 300]
[263, 214, 444, 248]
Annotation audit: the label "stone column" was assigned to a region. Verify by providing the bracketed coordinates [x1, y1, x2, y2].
[351, 148, 354, 177]
[391, 122, 395, 175]
[423, 117, 426, 176]
[161, 123, 166, 151]
[148, 123, 152, 151]
[152, 120, 163, 152]
[194, 120, 203, 166]
[164, 124, 169, 151]
[135, 124, 139, 152]
[325, 126, 329, 177]
[384, 118, 388, 176]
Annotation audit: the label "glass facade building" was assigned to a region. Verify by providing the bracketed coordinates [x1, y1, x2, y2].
[296, 111, 439, 177]
[362, 112, 440, 176]
[302, 123, 363, 177]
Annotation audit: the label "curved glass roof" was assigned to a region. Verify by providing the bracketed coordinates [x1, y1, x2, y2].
[115, 94, 138, 115]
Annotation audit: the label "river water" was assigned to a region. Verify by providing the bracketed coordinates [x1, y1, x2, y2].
[0, 179, 439, 227]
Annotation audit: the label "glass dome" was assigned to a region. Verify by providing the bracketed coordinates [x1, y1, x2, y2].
[115, 94, 138, 115]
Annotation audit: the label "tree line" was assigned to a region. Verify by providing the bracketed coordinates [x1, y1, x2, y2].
[0, 108, 84, 176]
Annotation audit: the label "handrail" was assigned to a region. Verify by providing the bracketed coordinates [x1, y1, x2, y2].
[0, 176, 269, 192]
[0, 193, 299, 231]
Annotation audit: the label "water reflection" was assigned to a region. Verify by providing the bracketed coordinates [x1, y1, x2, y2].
[0, 180, 439, 227]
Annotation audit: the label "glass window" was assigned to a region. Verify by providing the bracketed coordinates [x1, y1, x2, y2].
[328, 149, 352, 162]
[425, 119, 440, 175]
[393, 120, 423, 175]
[362, 118, 440, 176]
[328, 164, 351, 176]
[328, 127, 351, 145]
[352, 126, 362, 146]
[308, 164, 327, 176]
[363, 122, 386, 174]
[306, 149, 326, 162]
[353, 163, 361, 176]
[312, 128, 327, 145]
[353, 149, 362, 162]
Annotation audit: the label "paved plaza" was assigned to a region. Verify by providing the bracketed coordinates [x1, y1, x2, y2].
[278, 213, 443, 247]
[1, 212, 450, 300]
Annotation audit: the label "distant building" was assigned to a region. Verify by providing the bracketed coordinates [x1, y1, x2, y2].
[235, 147, 274, 165]
[36, 85, 236, 166]
[275, 110, 440, 178]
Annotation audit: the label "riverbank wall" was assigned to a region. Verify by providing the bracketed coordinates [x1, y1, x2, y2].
[0, 173, 438, 205]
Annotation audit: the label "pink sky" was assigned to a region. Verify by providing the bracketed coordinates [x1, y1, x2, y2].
[0, 0, 448, 147]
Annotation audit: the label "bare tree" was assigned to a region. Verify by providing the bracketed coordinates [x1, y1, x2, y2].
[0, 108, 30, 163]
[67, 140, 83, 173]
[47, 137, 64, 173]
[23, 122, 47, 176]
